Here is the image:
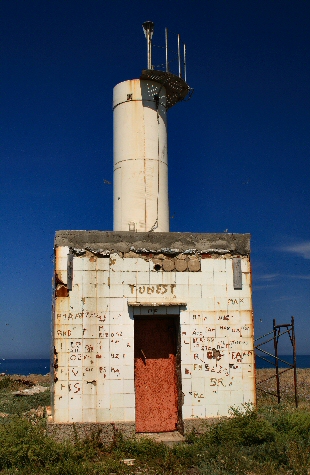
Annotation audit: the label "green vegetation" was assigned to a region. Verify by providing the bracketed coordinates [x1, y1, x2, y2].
[0, 375, 309, 474]
[0, 376, 50, 415]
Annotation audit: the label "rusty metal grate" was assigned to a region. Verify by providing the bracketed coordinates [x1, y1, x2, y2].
[140, 69, 193, 109]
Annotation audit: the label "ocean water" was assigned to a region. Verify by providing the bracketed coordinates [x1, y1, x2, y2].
[0, 359, 50, 375]
[0, 356, 309, 375]
[256, 354, 310, 369]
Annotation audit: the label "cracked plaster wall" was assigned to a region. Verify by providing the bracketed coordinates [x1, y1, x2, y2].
[52, 232, 255, 429]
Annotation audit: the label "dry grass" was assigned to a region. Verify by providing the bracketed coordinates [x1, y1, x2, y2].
[256, 368, 310, 408]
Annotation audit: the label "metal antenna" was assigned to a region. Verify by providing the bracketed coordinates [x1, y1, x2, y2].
[165, 28, 169, 72]
[183, 44, 187, 82]
[142, 21, 154, 70]
[177, 34, 181, 78]
[140, 24, 192, 109]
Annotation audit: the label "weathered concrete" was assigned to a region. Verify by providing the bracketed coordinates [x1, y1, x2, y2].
[55, 231, 251, 255]
[136, 431, 185, 447]
[47, 422, 135, 443]
[52, 229, 254, 435]
[183, 417, 220, 435]
[47, 419, 219, 443]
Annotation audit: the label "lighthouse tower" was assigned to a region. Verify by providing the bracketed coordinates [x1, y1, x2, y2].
[113, 22, 190, 232]
[51, 22, 255, 442]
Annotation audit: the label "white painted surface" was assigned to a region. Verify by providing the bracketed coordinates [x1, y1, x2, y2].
[113, 79, 169, 232]
[53, 252, 255, 424]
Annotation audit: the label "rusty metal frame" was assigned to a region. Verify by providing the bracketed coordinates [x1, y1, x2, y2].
[140, 24, 193, 109]
[140, 69, 192, 109]
[255, 316, 298, 407]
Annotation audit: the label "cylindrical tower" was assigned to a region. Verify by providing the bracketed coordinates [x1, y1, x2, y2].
[112, 21, 191, 232]
[113, 79, 169, 232]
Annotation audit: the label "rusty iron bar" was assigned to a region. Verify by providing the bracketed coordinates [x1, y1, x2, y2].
[257, 366, 293, 385]
[255, 316, 298, 407]
[256, 354, 276, 366]
[255, 336, 276, 347]
[291, 316, 298, 407]
[254, 330, 274, 342]
[274, 323, 292, 328]
[273, 318, 281, 403]
[257, 387, 279, 397]
[274, 329, 292, 338]
[255, 328, 291, 348]
[256, 347, 294, 366]
[278, 366, 294, 376]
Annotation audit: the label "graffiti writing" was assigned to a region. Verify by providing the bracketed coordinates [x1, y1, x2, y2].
[128, 284, 176, 295]
[228, 298, 244, 305]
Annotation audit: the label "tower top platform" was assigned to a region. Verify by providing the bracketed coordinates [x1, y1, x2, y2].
[140, 69, 191, 109]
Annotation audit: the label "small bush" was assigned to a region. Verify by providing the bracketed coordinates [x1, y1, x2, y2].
[0, 390, 50, 415]
[208, 409, 276, 447]
[113, 433, 168, 459]
[0, 399, 308, 474]
[0, 377, 19, 391]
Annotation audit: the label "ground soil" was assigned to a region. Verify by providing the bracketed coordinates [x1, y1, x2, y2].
[256, 368, 310, 406]
[9, 374, 50, 387]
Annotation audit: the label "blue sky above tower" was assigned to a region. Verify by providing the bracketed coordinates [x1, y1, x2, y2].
[0, 0, 309, 357]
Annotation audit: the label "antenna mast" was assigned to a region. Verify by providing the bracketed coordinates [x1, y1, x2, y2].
[142, 21, 154, 70]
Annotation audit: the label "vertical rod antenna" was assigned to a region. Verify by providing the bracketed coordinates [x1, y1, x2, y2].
[184, 43, 187, 82]
[165, 28, 169, 72]
[148, 33, 152, 69]
[142, 21, 154, 70]
[177, 34, 181, 78]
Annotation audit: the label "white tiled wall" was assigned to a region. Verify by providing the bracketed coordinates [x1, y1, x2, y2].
[53, 252, 255, 424]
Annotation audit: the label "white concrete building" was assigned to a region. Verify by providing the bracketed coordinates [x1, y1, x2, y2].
[51, 232, 255, 437]
[50, 23, 255, 440]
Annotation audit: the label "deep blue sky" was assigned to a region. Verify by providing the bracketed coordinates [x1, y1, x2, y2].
[1, 0, 309, 358]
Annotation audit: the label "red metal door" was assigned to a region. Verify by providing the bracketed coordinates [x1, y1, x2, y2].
[134, 317, 179, 433]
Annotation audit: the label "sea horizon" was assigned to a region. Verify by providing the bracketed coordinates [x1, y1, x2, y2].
[0, 355, 309, 375]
